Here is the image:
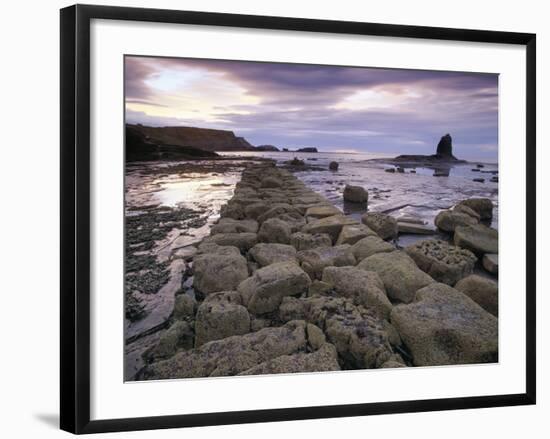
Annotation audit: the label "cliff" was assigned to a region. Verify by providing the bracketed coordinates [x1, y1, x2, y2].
[126, 125, 220, 162]
[127, 124, 256, 153]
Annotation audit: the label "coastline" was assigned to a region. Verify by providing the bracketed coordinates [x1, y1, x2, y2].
[125, 160, 499, 381]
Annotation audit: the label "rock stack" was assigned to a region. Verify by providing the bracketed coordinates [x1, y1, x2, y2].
[133, 163, 498, 380]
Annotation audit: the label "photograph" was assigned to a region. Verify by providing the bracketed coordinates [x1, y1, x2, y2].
[124, 56, 500, 381]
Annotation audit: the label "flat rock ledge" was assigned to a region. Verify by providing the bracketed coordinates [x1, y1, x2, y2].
[133, 163, 499, 380]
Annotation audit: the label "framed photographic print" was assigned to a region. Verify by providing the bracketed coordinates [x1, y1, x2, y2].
[60, 4, 536, 434]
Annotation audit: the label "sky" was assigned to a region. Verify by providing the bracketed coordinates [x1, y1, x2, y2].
[125, 56, 498, 161]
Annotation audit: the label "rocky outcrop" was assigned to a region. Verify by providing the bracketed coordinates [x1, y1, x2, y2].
[238, 261, 311, 314]
[249, 243, 298, 267]
[391, 283, 498, 366]
[455, 275, 498, 317]
[321, 266, 392, 319]
[390, 134, 463, 164]
[127, 123, 255, 155]
[192, 249, 249, 294]
[297, 245, 356, 280]
[358, 251, 434, 303]
[296, 147, 318, 153]
[405, 239, 477, 286]
[454, 224, 498, 254]
[194, 292, 251, 347]
[456, 198, 494, 220]
[435, 133, 456, 159]
[126, 124, 221, 162]
[135, 164, 499, 381]
[139, 321, 308, 379]
[361, 212, 398, 240]
[255, 144, 280, 152]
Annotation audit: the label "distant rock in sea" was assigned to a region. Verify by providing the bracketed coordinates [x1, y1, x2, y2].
[391, 134, 465, 165]
[296, 147, 318, 153]
[255, 145, 280, 152]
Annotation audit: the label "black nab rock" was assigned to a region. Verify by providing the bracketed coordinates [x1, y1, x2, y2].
[435, 134, 457, 160]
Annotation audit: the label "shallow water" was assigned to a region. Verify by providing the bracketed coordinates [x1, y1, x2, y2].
[220, 151, 499, 230]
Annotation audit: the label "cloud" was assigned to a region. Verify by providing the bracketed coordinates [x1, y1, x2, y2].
[124, 56, 498, 160]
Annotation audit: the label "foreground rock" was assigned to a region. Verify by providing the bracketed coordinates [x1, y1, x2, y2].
[391, 283, 498, 366]
[397, 222, 435, 235]
[351, 236, 395, 262]
[239, 343, 340, 375]
[454, 224, 498, 254]
[482, 253, 498, 274]
[193, 250, 249, 294]
[302, 214, 358, 243]
[139, 321, 308, 379]
[211, 218, 259, 234]
[249, 243, 298, 267]
[343, 185, 368, 203]
[194, 292, 251, 347]
[202, 232, 258, 252]
[456, 198, 494, 220]
[290, 232, 332, 251]
[361, 212, 398, 240]
[238, 261, 311, 314]
[358, 251, 434, 303]
[258, 218, 292, 244]
[405, 239, 476, 285]
[298, 245, 356, 279]
[321, 266, 392, 318]
[329, 161, 339, 171]
[305, 205, 342, 221]
[336, 224, 377, 245]
[278, 296, 399, 368]
[435, 209, 478, 233]
[455, 275, 498, 317]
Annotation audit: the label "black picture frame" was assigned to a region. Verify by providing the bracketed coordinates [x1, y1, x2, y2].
[60, 4, 536, 434]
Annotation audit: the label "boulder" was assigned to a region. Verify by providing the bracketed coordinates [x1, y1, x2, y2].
[483, 253, 498, 274]
[456, 198, 494, 220]
[297, 245, 357, 279]
[358, 251, 434, 303]
[391, 283, 498, 366]
[361, 212, 398, 240]
[260, 176, 282, 188]
[244, 202, 270, 220]
[258, 218, 292, 244]
[139, 320, 308, 379]
[305, 205, 342, 220]
[351, 235, 395, 262]
[397, 222, 435, 235]
[454, 224, 498, 254]
[238, 261, 311, 314]
[249, 243, 298, 267]
[173, 294, 197, 321]
[195, 291, 251, 346]
[453, 204, 481, 221]
[321, 266, 392, 318]
[302, 214, 359, 243]
[277, 296, 394, 368]
[343, 185, 368, 203]
[193, 251, 249, 294]
[308, 280, 333, 297]
[239, 343, 340, 375]
[210, 218, 259, 234]
[201, 232, 258, 252]
[257, 204, 301, 224]
[336, 224, 377, 245]
[455, 275, 498, 317]
[197, 242, 241, 257]
[306, 323, 326, 350]
[405, 239, 477, 285]
[329, 161, 339, 171]
[434, 210, 478, 233]
[143, 321, 194, 361]
[290, 232, 332, 251]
